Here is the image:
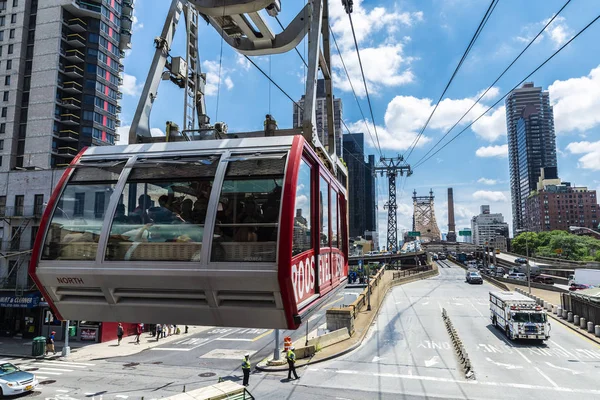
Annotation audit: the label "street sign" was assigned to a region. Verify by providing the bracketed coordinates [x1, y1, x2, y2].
[555, 248, 562, 254]
[408, 231, 421, 237]
[459, 230, 472, 236]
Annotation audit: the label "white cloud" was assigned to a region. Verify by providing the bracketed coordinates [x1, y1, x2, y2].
[549, 65, 600, 134]
[474, 87, 500, 102]
[477, 178, 497, 185]
[544, 16, 570, 48]
[132, 14, 144, 32]
[236, 54, 251, 71]
[203, 60, 235, 96]
[566, 140, 600, 171]
[473, 190, 508, 202]
[121, 73, 142, 96]
[328, 0, 422, 96]
[471, 105, 507, 141]
[475, 144, 508, 158]
[514, 15, 570, 48]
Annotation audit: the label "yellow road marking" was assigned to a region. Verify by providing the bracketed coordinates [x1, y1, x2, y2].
[321, 296, 345, 310]
[252, 329, 274, 342]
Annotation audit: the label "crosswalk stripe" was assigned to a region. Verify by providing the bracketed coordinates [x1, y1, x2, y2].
[30, 370, 61, 375]
[35, 367, 74, 372]
[36, 376, 49, 379]
[38, 361, 88, 368]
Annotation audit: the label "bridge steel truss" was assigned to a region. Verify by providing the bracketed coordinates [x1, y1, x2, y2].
[413, 189, 441, 243]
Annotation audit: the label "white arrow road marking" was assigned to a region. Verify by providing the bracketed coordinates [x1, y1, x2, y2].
[422, 301, 430, 305]
[546, 362, 583, 375]
[485, 357, 523, 370]
[372, 356, 384, 362]
[424, 356, 440, 367]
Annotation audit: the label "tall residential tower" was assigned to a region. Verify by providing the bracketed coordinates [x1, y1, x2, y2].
[505, 82, 556, 234]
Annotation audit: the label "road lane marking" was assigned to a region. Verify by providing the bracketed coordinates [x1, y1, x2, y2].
[152, 328, 241, 352]
[495, 331, 532, 364]
[321, 296, 345, 309]
[545, 362, 582, 375]
[485, 357, 522, 369]
[306, 368, 600, 395]
[252, 329, 274, 342]
[535, 366, 559, 388]
[214, 338, 253, 342]
[466, 298, 484, 317]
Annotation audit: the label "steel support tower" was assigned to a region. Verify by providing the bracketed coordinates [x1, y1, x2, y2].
[413, 189, 441, 243]
[375, 156, 412, 252]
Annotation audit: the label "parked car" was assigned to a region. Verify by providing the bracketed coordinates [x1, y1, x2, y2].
[532, 276, 554, 285]
[569, 283, 590, 291]
[432, 254, 439, 261]
[438, 254, 447, 260]
[514, 257, 527, 264]
[0, 362, 38, 396]
[466, 271, 483, 284]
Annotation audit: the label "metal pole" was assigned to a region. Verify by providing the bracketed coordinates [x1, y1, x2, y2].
[273, 329, 280, 361]
[305, 319, 309, 346]
[525, 234, 531, 294]
[367, 264, 372, 311]
[62, 320, 70, 356]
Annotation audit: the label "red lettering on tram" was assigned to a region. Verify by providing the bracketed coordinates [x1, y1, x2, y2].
[291, 250, 316, 304]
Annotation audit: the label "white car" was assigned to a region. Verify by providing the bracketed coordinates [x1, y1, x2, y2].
[0, 362, 38, 396]
[506, 272, 527, 281]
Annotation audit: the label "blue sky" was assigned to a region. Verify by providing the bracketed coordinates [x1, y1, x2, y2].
[118, 0, 600, 243]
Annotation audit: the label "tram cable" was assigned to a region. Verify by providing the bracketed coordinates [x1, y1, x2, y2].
[413, 0, 572, 168]
[275, 16, 308, 68]
[403, 0, 499, 162]
[330, 25, 381, 158]
[343, 3, 383, 157]
[413, 11, 600, 170]
[215, 5, 227, 121]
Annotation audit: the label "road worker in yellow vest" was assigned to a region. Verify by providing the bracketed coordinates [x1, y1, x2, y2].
[242, 353, 251, 386]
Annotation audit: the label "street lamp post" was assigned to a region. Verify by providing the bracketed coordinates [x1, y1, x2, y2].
[366, 263, 372, 311]
[516, 229, 531, 294]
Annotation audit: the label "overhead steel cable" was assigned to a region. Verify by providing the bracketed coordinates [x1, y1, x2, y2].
[275, 16, 308, 68]
[413, 12, 600, 170]
[330, 24, 381, 158]
[404, 0, 499, 162]
[344, 6, 383, 156]
[413, 0, 572, 167]
[242, 55, 304, 111]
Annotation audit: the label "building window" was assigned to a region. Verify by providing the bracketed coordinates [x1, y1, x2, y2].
[10, 14, 15, 24]
[0, 123, 5, 133]
[73, 192, 85, 216]
[7, 44, 12, 54]
[0, 31, 4, 42]
[30, 226, 38, 247]
[1, 107, 6, 117]
[8, 28, 13, 38]
[4, 75, 9, 86]
[12, 0, 17, 7]
[0, 139, 3, 149]
[5, 59, 10, 70]
[34, 194, 43, 215]
[0, 16, 5, 27]
[14, 194, 24, 216]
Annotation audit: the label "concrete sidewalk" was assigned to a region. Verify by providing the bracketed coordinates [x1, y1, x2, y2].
[0, 326, 210, 361]
[257, 265, 439, 371]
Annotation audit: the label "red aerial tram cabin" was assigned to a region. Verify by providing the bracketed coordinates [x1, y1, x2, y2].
[29, 135, 348, 329]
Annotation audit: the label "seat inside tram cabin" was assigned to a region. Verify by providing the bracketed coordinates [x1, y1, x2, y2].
[42, 153, 287, 264]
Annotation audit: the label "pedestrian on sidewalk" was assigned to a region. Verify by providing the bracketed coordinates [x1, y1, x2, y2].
[286, 346, 299, 380]
[45, 331, 56, 355]
[241, 353, 251, 386]
[162, 324, 167, 338]
[117, 323, 124, 346]
[156, 324, 162, 341]
[135, 323, 142, 344]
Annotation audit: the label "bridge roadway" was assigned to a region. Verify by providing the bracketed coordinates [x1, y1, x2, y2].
[281, 258, 600, 399]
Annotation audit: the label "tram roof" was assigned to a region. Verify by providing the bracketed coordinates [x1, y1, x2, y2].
[83, 136, 298, 158]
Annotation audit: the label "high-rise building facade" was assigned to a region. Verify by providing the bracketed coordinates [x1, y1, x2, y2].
[505, 82, 556, 234]
[342, 133, 376, 238]
[293, 79, 342, 157]
[525, 167, 599, 232]
[0, 0, 130, 340]
[471, 205, 509, 247]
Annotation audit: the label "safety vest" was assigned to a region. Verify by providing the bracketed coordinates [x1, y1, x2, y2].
[242, 358, 251, 370]
[286, 350, 296, 362]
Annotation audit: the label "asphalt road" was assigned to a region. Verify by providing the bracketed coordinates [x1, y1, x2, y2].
[13, 261, 600, 399]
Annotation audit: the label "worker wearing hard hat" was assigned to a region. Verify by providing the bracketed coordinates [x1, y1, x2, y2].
[286, 346, 299, 380]
[242, 353, 251, 386]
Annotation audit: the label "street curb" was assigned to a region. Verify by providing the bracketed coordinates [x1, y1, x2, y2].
[0, 353, 62, 360]
[256, 267, 440, 372]
[546, 310, 600, 346]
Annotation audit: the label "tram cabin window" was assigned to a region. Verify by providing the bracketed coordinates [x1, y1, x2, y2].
[105, 156, 218, 262]
[42, 161, 125, 261]
[211, 153, 286, 263]
[292, 159, 312, 256]
[319, 176, 329, 247]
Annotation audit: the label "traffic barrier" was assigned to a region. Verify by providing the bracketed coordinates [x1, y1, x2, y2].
[306, 328, 350, 351]
[556, 305, 561, 315]
[442, 308, 474, 380]
[568, 312, 573, 322]
[596, 325, 600, 337]
[574, 315, 580, 325]
[562, 309, 568, 319]
[588, 321, 594, 333]
[580, 317, 587, 329]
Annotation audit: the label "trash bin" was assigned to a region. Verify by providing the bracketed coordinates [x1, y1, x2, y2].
[32, 336, 46, 357]
[69, 326, 76, 337]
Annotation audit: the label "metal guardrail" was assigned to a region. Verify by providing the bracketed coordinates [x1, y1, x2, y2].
[0, 206, 43, 218]
[392, 265, 432, 279]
